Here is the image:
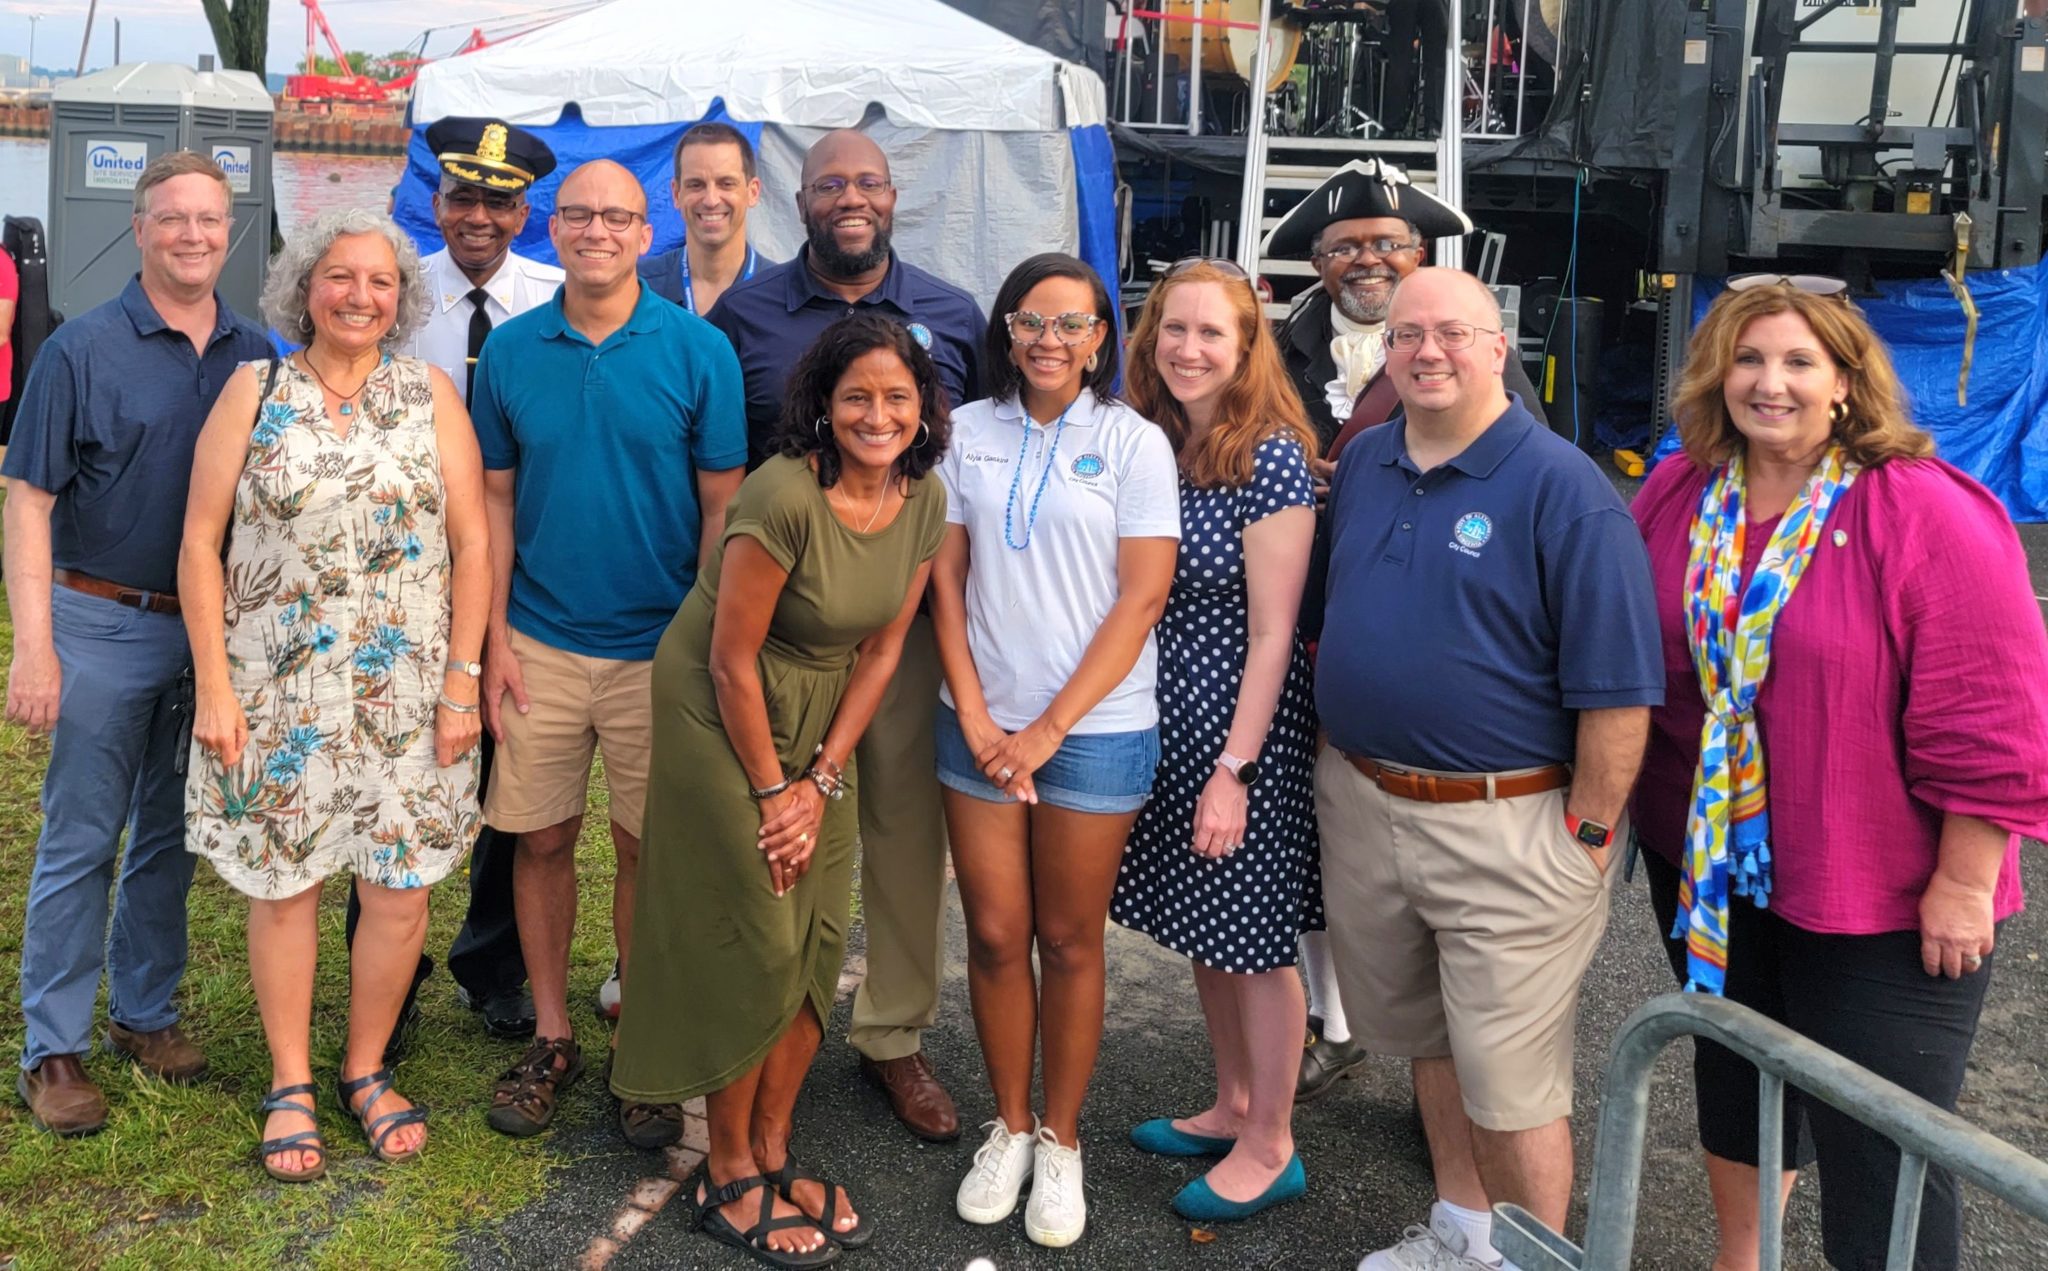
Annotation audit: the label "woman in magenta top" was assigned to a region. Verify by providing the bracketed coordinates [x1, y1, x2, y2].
[1631, 280, 2048, 1271]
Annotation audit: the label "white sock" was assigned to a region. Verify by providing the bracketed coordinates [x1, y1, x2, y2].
[1299, 932, 1351, 1043]
[1434, 1198, 1504, 1268]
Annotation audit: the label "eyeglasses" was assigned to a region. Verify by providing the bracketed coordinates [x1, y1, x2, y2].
[1006, 311, 1104, 345]
[445, 188, 522, 214]
[1312, 237, 1420, 266]
[1726, 273, 1850, 297]
[1386, 322, 1499, 352]
[556, 205, 644, 231]
[146, 212, 231, 233]
[1167, 256, 1250, 280]
[805, 175, 893, 200]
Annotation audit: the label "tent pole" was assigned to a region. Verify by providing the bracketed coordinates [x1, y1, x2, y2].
[1439, 0, 1465, 270]
[1235, 0, 1275, 276]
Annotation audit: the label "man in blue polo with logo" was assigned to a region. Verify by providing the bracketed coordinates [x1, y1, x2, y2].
[706, 128, 983, 1143]
[1315, 268, 1660, 1271]
[4, 151, 270, 1135]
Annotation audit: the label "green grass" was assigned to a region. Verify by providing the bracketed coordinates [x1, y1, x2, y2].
[0, 573, 632, 1269]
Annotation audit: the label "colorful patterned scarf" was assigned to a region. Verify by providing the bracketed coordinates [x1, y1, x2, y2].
[1675, 445, 1857, 994]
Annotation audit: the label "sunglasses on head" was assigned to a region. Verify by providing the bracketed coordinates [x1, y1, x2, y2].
[1166, 256, 1251, 281]
[1726, 273, 1850, 297]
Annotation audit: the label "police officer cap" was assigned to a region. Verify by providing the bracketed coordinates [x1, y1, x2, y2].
[425, 116, 557, 194]
[1262, 158, 1473, 260]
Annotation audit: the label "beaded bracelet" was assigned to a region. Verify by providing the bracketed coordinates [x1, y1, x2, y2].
[749, 776, 794, 800]
[804, 767, 845, 801]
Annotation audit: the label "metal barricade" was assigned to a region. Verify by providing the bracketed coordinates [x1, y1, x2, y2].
[1492, 993, 2048, 1271]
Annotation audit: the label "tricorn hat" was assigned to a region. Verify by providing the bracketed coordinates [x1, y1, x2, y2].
[1261, 158, 1474, 259]
[424, 116, 557, 194]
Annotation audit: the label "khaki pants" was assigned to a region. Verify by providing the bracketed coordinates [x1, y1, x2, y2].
[1315, 747, 1618, 1131]
[847, 613, 950, 1060]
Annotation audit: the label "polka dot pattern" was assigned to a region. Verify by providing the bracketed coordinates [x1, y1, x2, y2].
[1112, 435, 1325, 972]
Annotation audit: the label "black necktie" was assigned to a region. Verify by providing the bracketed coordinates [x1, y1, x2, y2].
[465, 287, 493, 402]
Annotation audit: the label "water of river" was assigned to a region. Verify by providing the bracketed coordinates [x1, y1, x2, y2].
[0, 137, 406, 236]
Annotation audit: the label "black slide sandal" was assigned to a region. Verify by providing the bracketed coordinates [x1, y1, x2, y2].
[768, 1152, 874, 1249]
[693, 1170, 840, 1268]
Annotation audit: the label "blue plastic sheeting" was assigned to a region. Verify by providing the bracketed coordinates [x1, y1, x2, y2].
[392, 103, 758, 268]
[1068, 122, 1119, 329]
[1650, 264, 2048, 521]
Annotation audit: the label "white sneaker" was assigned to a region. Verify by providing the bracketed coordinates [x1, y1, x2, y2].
[956, 1117, 1037, 1224]
[1358, 1208, 1498, 1270]
[596, 959, 621, 1021]
[1023, 1127, 1086, 1247]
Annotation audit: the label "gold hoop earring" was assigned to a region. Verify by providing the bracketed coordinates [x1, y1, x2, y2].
[1828, 401, 1849, 425]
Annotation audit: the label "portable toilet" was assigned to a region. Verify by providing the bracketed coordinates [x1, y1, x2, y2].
[47, 59, 273, 320]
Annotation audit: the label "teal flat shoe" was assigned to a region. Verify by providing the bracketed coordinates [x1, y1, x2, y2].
[1130, 1117, 1236, 1157]
[1170, 1154, 1306, 1222]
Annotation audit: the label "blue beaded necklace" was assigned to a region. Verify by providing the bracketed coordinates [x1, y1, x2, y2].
[1003, 395, 1078, 550]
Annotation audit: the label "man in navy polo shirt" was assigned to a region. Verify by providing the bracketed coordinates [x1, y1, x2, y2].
[1316, 269, 1660, 1271]
[470, 159, 746, 1145]
[706, 129, 984, 1143]
[637, 120, 772, 317]
[3, 151, 270, 1135]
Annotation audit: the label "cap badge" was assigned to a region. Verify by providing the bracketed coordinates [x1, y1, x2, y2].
[479, 124, 509, 165]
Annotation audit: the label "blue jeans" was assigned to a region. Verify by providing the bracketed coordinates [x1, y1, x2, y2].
[934, 701, 1159, 814]
[18, 587, 196, 1070]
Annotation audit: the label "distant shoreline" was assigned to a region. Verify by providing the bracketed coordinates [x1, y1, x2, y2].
[0, 103, 411, 156]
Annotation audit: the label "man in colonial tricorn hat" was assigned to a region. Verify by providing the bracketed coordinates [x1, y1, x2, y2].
[351, 116, 565, 1059]
[1267, 158, 1543, 464]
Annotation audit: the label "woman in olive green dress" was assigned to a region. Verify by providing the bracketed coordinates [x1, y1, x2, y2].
[612, 315, 950, 1269]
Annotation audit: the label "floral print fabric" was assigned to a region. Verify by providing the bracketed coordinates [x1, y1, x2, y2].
[186, 356, 479, 899]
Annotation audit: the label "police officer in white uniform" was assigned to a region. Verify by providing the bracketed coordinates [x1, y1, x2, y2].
[408, 116, 563, 405]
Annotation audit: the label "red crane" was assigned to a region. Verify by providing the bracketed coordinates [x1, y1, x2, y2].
[285, 0, 386, 105]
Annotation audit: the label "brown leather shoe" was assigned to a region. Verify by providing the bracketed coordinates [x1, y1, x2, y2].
[17, 1054, 108, 1136]
[107, 1021, 209, 1084]
[859, 1052, 959, 1142]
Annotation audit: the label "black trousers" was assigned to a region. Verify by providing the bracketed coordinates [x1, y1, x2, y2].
[1643, 850, 1994, 1271]
[1382, 0, 1449, 136]
[344, 730, 525, 996]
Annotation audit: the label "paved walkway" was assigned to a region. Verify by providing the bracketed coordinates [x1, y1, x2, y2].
[456, 847, 2048, 1270]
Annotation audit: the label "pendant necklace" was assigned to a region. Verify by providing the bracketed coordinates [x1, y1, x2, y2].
[832, 476, 889, 533]
[1003, 396, 1077, 550]
[301, 353, 371, 417]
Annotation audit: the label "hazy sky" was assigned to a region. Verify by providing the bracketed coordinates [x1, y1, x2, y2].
[0, 0, 559, 73]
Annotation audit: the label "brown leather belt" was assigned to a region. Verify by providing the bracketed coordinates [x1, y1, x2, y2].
[1341, 751, 1570, 803]
[53, 568, 181, 616]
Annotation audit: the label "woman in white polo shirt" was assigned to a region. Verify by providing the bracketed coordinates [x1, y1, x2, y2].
[931, 253, 1180, 1248]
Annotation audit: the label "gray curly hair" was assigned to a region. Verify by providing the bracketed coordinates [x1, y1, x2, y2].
[262, 207, 430, 350]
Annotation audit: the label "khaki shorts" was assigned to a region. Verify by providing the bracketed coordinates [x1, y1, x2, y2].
[483, 627, 654, 838]
[1314, 746, 1619, 1132]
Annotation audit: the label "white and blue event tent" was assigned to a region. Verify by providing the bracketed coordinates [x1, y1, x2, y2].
[400, 0, 1116, 308]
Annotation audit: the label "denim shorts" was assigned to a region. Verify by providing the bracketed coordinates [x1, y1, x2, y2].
[934, 701, 1158, 814]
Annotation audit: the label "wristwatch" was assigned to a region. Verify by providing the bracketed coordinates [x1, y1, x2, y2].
[1565, 812, 1615, 850]
[1215, 751, 1263, 787]
[446, 657, 483, 678]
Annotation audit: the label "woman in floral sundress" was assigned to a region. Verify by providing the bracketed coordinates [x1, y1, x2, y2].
[179, 209, 489, 1182]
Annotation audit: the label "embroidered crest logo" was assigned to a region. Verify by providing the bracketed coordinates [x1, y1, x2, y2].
[906, 321, 933, 349]
[1071, 453, 1105, 478]
[1451, 511, 1493, 556]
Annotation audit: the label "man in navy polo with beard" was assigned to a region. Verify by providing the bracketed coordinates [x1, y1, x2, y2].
[706, 128, 983, 1143]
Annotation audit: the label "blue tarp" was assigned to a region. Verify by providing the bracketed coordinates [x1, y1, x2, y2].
[1650, 263, 2048, 522]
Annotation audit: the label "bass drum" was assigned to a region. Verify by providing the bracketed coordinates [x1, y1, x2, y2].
[1161, 0, 1303, 93]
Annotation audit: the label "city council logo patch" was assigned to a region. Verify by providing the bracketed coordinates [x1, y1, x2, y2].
[1071, 453, 1105, 478]
[1452, 511, 1494, 553]
[905, 321, 933, 349]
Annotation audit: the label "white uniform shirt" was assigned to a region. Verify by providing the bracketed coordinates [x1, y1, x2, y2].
[936, 388, 1181, 735]
[405, 247, 564, 405]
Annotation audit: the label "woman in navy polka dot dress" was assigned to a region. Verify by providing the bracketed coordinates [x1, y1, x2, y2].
[1111, 260, 1324, 1222]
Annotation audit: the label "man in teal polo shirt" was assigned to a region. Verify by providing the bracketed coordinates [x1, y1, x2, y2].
[469, 159, 746, 1144]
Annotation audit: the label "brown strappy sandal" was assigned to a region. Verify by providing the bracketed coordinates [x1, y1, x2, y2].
[486, 1036, 583, 1137]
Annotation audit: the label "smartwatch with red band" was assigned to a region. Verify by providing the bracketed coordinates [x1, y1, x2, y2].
[1565, 812, 1615, 850]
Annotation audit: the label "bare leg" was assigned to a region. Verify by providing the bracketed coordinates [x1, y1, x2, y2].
[610, 820, 639, 979]
[249, 883, 323, 1176]
[1704, 1152, 1800, 1271]
[750, 1001, 860, 1238]
[344, 880, 432, 1157]
[513, 815, 584, 1041]
[1030, 804, 1139, 1147]
[1178, 960, 1250, 1138]
[1471, 1117, 1574, 1233]
[1413, 1055, 1489, 1211]
[946, 789, 1039, 1136]
[703, 1053, 827, 1258]
[1198, 967, 1305, 1200]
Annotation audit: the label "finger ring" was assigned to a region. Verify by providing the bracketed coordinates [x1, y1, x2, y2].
[999, 767, 1014, 781]
[798, 832, 808, 844]
[1964, 954, 1983, 967]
